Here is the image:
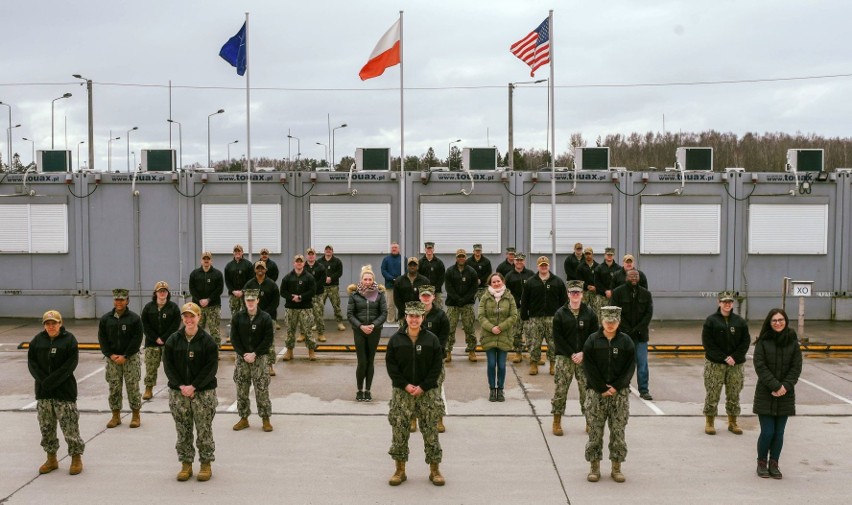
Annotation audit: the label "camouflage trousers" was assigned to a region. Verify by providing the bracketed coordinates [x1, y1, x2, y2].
[234, 355, 271, 419]
[388, 387, 442, 464]
[143, 346, 163, 388]
[437, 366, 447, 415]
[525, 316, 555, 364]
[320, 286, 344, 323]
[169, 388, 217, 464]
[594, 294, 610, 321]
[199, 305, 221, 346]
[584, 388, 630, 462]
[37, 399, 85, 456]
[446, 304, 477, 352]
[433, 293, 444, 309]
[285, 308, 316, 350]
[105, 353, 142, 411]
[551, 355, 588, 416]
[703, 360, 744, 416]
[512, 318, 526, 353]
[229, 295, 245, 321]
[475, 287, 487, 302]
[312, 295, 326, 337]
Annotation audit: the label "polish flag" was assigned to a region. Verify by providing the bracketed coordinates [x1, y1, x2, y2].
[359, 19, 401, 81]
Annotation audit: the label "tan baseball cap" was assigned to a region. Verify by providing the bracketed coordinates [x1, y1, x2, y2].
[154, 281, 170, 292]
[42, 310, 62, 323]
[201, 251, 213, 259]
[181, 302, 201, 317]
[536, 256, 549, 266]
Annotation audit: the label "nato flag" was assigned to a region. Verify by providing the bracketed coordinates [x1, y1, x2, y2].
[220, 22, 247, 76]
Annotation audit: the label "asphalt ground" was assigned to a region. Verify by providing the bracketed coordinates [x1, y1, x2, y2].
[1, 317, 851, 504]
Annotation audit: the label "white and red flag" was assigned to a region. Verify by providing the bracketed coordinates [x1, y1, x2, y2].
[359, 19, 401, 80]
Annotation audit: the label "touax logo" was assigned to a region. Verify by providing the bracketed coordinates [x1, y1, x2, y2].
[218, 174, 272, 181]
[6, 175, 60, 182]
[657, 173, 717, 182]
[436, 173, 495, 181]
[554, 173, 608, 181]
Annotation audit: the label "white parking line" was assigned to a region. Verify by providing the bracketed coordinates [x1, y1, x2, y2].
[21, 365, 105, 410]
[798, 378, 852, 405]
[630, 386, 665, 415]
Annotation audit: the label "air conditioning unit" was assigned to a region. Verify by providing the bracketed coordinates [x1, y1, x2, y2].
[574, 147, 610, 170]
[141, 149, 176, 172]
[355, 148, 391, 171]
[462, 147, 498, 171]
[36, 150, 71, 172]
[786, 149, 823, 172]
[676, 147, 713, 171]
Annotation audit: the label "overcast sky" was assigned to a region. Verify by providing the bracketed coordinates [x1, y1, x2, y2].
[2, 0, 850, 170]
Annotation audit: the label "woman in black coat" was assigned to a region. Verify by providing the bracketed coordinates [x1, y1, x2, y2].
[752, 308, 802, 480]
[347, 265, 388, 402]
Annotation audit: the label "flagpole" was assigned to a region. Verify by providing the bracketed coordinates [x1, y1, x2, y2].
[398, 10, 406, 260]
[548, 9, 557, 273]
[245, 12, 253, 261]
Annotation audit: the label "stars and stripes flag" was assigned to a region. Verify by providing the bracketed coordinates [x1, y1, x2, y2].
[510, 18, 550, 77]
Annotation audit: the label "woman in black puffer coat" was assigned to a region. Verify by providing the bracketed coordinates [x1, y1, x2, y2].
[752, 308, 802, 480]
[347, 265, 388, 402]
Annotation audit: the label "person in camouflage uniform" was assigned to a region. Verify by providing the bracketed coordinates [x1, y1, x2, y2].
[188, 251, 224, 346]
[702, 290, 751, 435]
[418, 242, 446, 309]
[28, 310, 85, 475]
[418, 285, 450, 432]
[230, 289, 274, 432]
[583, 306, 635, 483]
[163, 302, 219, 482]
[386, 301, 446, 487]
[243, 261, 280, 376]
[504, 253, 534, 363]
[551, 280, 599, 436]
[305, 248, 328, 342]
[520, 256, 567, 375]
[317, 245, 347, 331]
[577, 247, 599, 312]
[141, 281, 181, 400]
[225, 244, 253, 320]
[280, 255, 318, 361]
[98, 288, 144, 429]
[444, 249, 479, 362]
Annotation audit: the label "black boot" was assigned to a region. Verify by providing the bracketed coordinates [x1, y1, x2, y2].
[756, 459, 769, 478]
[489, 389, 497, 402]
[496, 389, 505, 402]
[768, 459, 782, 479]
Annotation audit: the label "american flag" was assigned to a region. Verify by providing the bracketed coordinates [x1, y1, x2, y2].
[510, 18, 550, 77]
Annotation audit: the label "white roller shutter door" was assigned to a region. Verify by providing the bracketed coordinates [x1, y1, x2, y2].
[420, 203, 501, 254]
[202, 204, 281, 254]
[748, 204, 827, 254]
[641, 203, 720, 254]
[310, 203, 391, 253]
[530, 203, 611, 253]
[0, 204, 68, 253]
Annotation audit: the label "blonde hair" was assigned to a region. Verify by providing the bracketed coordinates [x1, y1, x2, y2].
[360, 265, 375, 281]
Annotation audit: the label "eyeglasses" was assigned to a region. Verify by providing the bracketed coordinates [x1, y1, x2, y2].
[770, 318, 785, 324]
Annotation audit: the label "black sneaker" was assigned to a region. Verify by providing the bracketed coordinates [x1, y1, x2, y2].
[364, 391, 372, 402]
[640, 392, 654, 401]
[356, 391, 364, 402]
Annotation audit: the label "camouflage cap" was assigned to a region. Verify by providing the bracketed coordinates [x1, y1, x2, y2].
[472, 243, 483, 250]
[419, 285, 436, 296]
[201, 251, 213, 259]
[306, 247, 317, 254]
[181, 302, 201, 317]
[405, 301, 427, 316]
[718, 291, 736, 302]
[407, 256, 419, 265]
[456, 248, 467, 258]
[233, 244, 244, 252]
[154, 281, 170, 292]
[112, 288, 129, 300]
[513, 252, 526, 261]
[324, 245, 334, 251]
[605, 247, 615, 255]
[42, 310, 62, 323]
[505, 246, 516, 253]
[254, 260, 267, 270]
[567, 280, 584, 292]
[293, 254, 305, 263]
[244, 289, 260, 301]
[424, 241, 435, 248]
[536, 255, 550, 266]
[600, 306, 622, 322]
[260, 247, 270, 254]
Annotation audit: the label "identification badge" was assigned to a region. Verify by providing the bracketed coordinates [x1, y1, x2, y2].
[462, 277, 466, 282]
[416, 344, 422, 354]
[730, 327, 736, 334]
[121, 325, 126, 331]
[51, 348, 57, 354]
[299, 281, 302, 285]
[189, 351, 195, 359]
[207, 279, 211, 283]
[579, 321, 584, 328]
[163, 313, 167, 319]
[252, 324, 256, 331]
[613, 348, 619, 356]
[427, 322, 432, 328]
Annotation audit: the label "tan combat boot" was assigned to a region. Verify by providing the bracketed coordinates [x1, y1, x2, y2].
[705, 415, 716, 435]
[262, 417, 273, 432]
[233, 417, 250, 431]
[388, 460, 407, 486]
[269, 364, 276, 376]
[468, 351, 477, 362]
[308, 348, 317, 361]
[611, 461, 626, 483]
[409, 418, 417, 433]
[39, 453, 58, 474]
[129, 409, 141, 428]
[337, 322, 346, 332]
[529, 363, 538, 375]
[142, 386, 153, 400]
[318, 334, 327, 342]
[69, 455, 83, 475]
[444, 351, 452, 363]
[429, 462, 445, 486]
[106, 410, 121, 428]
[587, 460, 601, 482]
[727, 415, 743, 435]
[176, 462, 193, 481]
[512, 352, 522, 363]
[197, 462, 212, 481]
[549, 361, 555, 375]
[552, 415, 564, 436]
[296, 334, 305, 342]
[282, 348, 294, 361]
[538, 357, 545, 366]
[437, 417, 445, 433]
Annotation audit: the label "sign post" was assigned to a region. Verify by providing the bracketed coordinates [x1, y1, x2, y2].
[789, 280, 813, 343]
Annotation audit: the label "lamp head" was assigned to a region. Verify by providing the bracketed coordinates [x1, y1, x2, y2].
[62, 93, 72, 98]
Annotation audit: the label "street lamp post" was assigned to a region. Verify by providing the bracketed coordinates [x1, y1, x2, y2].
[287, 135, 300, 169]
[316, 142, 328, 167]
[22, 137, 35, 167]
[77, 141, 85, 171]
[332, 123, 347, 170]
[508, 79, 546, 170]
[126, 126, 138, 172]
[107, 132, 121, 172]
[227, 140, 239, 167]
[0, 102, 10, 169]
[51, 93, 72, 149]
[448, 138, 461, 170]
[207, 108, 224, 168]
[167, 119, 182, 170]
[132, 151, 136, 171]
[5, 124, 20, 167]
[73, 75, 94, 171]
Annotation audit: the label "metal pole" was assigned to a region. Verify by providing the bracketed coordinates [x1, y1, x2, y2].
[207, 109, 224, 168]
[51, 93, 71, 150]
[86, 80, 93, 171]
[245, 11, 253, 260]
[126, 127, 137, 172]
[548, 10, 557, 271]
[77, 141, 84, 171]
[798, 296, 806, 342]
[508, 83, 513, 170]
[1, 103, 10, 168]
